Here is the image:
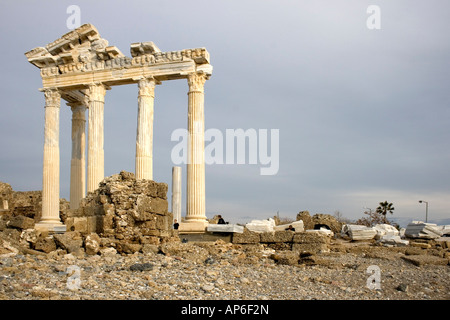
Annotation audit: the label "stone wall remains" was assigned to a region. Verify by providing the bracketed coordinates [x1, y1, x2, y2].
[65, 171, 177, 253]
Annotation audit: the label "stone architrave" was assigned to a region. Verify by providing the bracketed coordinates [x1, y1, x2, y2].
[69, 103, 87, 209]
[135, 78, 156, 180]
[35, 89, 66, 232]
[87, 83, 107, 193]
[183, 72, 208, 231]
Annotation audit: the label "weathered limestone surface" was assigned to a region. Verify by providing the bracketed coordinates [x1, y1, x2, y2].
[171, 166, 182, 224]
[87, 83, 107, 193]
[296, 211, 342, 233]
[232, 228, 261, 244]
[342, 224, 377, 240]
[38, 89, 65, 232]
[232, 228, 331, 254]
[206, 224, 244, 233]
[0, 181, 68, 225]
[405, 221, 443, 239]
[292, 232, 330, 254]
[65, 171, 177, 253]
[273, 220, 304, 232]
[185, 72, 208, 226]
[69, 104, 86, 209]
[135, 78, 156, 180]
[245, 218, 276, 233]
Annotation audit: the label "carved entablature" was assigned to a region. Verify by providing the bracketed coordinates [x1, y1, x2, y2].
[25, 24, 212, 82]
[25, 24, 212, 97]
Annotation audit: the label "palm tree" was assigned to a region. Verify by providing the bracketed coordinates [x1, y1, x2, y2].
[376, 201, 394, 223]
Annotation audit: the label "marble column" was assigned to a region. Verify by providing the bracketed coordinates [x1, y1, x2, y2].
[87, 83, 106, 193]
[69, 103, 87, 209]
[172, 166, 182, 223]
[36, 89, 65, 232]
[135, 78, 156, 180]
[185, 72, 207, 226]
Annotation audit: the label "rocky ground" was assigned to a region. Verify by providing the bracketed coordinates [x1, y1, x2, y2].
[1, 237, 449, 300]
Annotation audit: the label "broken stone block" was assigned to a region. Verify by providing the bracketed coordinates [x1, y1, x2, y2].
[53, 232, 83, 253]
[401, 254, 449, 267]
[130, 263, 154, 272]
[405, 221, 443, 239]
[20, 229, 39, 245]
[34, 236, 57, 253]
[7, 215, 35, 230]
[0, 240, 19, 258]
[117, 242, 142, 254]
[292, 232, 330, 254]
[245, 218, 276, 233]
[270, 251, 300, 265]
[232, 228, 261, 244]
[306, 228, 334, 237]
[374, 224, 399, 240]
[273, 220, 304, 232]
[207, 224, 244, 233]
[410, 241, 432, 249]
[142, 244, 159, 255]
[377, 235, 409, 247]
[65, 217, 88, 233]
[342, 224, 377, 240]
[260, 231, 295, 243]
[310, 213, 342, 233]
[84, 233, 101, 255]
[100, 247, 117, 257]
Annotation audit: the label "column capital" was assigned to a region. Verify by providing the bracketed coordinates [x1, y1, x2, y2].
[187, 72, 208, 93]
[138, 78, 156, 97]
[43, 88, 61, 108]
[88, 83, 107, 103]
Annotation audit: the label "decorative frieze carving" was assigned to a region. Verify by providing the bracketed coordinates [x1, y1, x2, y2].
[26, 23, 210, 81]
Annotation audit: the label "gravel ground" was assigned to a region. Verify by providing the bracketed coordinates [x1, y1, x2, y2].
[1, 240, 449, 301]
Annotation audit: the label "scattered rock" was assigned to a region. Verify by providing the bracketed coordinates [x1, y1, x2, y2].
[84, 233, 101, 255]
[34, 236, 57, 253]
[396, 283, 408, 292]
[7, 216, 35, 230]
[201, 284, 214, 292]
[129, 263, 154, 272]
[401, 254, 449, 267]
[53, 232, 83, 253]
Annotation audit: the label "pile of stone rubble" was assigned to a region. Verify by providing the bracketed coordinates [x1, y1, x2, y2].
[339, 221, 449, 246]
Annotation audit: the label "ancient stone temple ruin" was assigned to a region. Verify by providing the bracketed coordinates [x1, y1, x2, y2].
[25, 24, 212, 233]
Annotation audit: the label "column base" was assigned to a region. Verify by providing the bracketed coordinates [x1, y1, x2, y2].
[178, 221, 208, 234]
[34, 221, 66, 234]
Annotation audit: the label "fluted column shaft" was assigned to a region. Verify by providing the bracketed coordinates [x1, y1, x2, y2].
[70, 103, 86, 209]
[172, 166, 182, 223]
[135, 78, 156, 180]
[39, 89, 64, 228]
[87, 84, 106, 193]
[186, 72, 207, 222]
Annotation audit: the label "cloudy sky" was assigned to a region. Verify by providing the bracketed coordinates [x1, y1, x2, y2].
[0, 0, 449, 225]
